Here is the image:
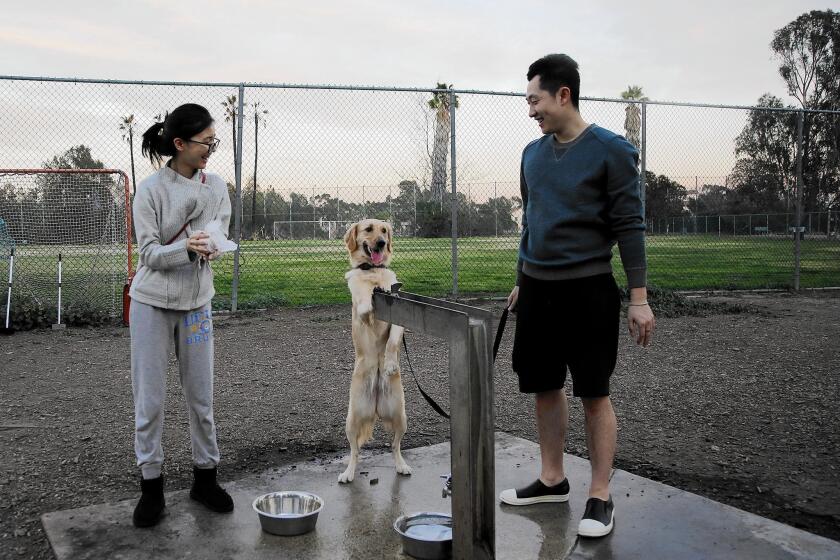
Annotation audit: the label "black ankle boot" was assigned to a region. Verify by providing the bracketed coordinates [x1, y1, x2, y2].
[190, 466, 234, 513]
[133, 475, 165, 528]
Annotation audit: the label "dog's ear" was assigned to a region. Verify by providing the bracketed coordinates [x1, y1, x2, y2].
[386, 222, 393, 254]
[344, 222, 358, 253]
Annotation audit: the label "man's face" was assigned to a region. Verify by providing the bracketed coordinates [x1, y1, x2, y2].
[526, 75, 570, 135]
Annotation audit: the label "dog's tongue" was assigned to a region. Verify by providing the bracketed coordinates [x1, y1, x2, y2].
[370, 251, 384, 265]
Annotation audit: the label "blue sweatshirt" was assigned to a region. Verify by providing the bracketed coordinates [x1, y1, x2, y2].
[516, 124, 647, 288]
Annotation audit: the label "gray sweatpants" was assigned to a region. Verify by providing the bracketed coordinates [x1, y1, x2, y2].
[130, 300, 220, 480]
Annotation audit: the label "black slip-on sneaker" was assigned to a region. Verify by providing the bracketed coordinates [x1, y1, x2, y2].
[578, 495, 615, 537]
[499, 478, 570, 506]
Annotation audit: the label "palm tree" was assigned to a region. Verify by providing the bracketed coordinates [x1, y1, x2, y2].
[250, 102, 268, 239]
[620, 85, 648, 149]
[222, 95, 238, 162]
[428, 83, 459, 204]
[119, 114, 137, 195]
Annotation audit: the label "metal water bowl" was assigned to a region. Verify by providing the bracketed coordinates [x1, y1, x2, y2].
[252, 491, 324, 536]
[393, 512, 453, 559]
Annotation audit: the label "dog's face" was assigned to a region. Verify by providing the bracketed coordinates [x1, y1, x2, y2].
[344, 219, 393, 267]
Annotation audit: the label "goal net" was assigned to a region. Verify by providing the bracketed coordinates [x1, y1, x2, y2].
[0, 169, 133, 323]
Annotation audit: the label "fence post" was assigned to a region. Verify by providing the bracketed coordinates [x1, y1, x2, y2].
[231, 83, 245, 313]
[449, 88, 459, 298]
[640, 102, 647, 217]
[793, 110, 804, 290]
[494, 181, 498, 237]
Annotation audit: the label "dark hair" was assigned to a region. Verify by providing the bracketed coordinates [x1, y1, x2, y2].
[141, 103, 214, 166]
[527, 54, 580, 109]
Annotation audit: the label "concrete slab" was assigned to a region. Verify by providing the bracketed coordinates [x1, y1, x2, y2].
[42, 432, 840, 559]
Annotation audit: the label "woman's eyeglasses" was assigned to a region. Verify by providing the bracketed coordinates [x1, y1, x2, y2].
[187, 138, 221, 154]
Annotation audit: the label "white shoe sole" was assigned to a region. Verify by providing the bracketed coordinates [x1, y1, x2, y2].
[499, 489, 570, 506]
[578, 509, 615, 537]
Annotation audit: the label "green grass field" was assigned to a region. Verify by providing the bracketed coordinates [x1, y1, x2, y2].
[3, 235, 838, 313]
[212, 234, 840, 307]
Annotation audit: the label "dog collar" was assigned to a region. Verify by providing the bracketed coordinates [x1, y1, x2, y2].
[356, 263, 388, 271]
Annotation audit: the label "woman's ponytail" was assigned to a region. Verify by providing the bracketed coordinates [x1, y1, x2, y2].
[140, 120, 172, 166]
[140, 105, 213, 167]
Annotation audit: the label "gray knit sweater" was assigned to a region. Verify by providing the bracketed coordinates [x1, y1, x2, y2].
[516, 125, 647, 288]
[129, 166, 231, 310]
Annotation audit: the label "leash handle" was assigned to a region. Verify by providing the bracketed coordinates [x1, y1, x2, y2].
[401, 307, 509, 421]
[403, 336, 450, 419]
[493, 307, 509, 361]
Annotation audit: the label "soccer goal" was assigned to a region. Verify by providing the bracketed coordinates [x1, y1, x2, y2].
[0, 168, 133, 324]
[272, 219, 354, 240]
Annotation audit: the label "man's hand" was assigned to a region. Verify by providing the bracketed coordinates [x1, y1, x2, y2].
[507, 285, 520, 311]
[628, 303, 655, 347]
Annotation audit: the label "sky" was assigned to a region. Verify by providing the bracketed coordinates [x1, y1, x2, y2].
[0, 0, 835, 203]
[0, 0, 833, 105]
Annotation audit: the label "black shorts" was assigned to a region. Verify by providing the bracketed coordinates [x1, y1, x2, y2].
[511, 272, 621, 397]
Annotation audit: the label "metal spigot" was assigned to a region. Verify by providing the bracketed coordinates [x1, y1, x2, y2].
[440, 473, 452, 498]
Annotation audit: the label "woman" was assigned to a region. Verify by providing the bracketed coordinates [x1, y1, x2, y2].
[130, 103, 233, 528]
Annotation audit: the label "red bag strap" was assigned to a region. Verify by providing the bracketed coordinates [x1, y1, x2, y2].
[165, 223, 189, 246]
[164, 172, 207, 245]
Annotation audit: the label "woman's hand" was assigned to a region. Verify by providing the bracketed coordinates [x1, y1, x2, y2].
[186, 232, 211, 257]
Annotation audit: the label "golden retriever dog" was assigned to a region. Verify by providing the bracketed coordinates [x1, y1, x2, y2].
[338, 219, 411, 483]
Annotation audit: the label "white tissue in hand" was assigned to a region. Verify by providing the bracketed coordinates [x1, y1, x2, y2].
[203, 220, 237, 254]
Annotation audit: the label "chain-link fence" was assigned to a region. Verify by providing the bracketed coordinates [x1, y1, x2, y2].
[0, 76, 838, 321]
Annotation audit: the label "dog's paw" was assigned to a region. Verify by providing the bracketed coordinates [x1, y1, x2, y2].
[338, 469, 355, 484]
[396, 461, 412, 476]
[383, 354, 400, 376]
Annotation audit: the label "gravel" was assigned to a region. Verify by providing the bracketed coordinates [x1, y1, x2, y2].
[0, 291, 838, 558]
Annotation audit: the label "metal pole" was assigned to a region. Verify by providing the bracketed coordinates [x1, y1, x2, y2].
[413, 183, 417, 237]
[640, 102, 647, 217]
[449, 319, 495, 559]
[793, 110, 804, 290]
[371, 291, 495, 560]
[695, 176, 698, 234]
[494, 182, 498, 237]
[231, 83, 245, 313]
[449, 89, 459, 297]
[467, 183, 471, 237]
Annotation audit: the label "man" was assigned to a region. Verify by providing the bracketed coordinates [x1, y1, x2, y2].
[500, 54, 655, 538]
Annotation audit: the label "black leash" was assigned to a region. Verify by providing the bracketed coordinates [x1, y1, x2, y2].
[402, 307, 509, 420]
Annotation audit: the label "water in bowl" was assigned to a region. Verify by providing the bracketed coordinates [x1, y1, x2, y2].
[405, 523, 453, 541]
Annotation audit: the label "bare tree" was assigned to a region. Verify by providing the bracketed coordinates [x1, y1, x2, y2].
[119, 114, 137, 195]
[222, 95, 238, 161]
[620, 85, 648, 150]
[250, 102, 268, 239]
[428, 83, 459, 204]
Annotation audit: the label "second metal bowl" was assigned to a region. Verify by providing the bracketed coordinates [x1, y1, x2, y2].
[393, 512, 453, 560]
[252, 491, 324, 536]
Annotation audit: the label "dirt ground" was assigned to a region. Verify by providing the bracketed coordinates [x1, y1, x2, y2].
[1, 291, 838, 559]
